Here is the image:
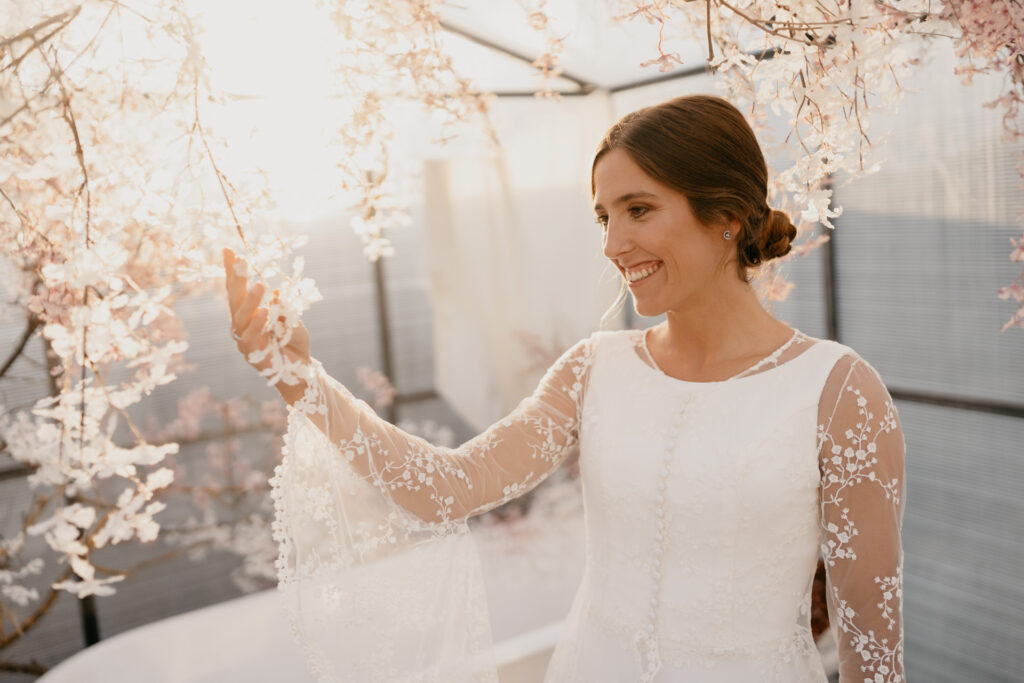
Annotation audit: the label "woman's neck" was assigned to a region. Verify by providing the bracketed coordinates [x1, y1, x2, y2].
[654, 283, 791, 372]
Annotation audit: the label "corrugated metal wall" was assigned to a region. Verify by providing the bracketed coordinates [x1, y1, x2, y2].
[769, 44, 1024, 683]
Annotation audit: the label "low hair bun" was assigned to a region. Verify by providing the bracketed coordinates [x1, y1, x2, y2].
[739, 207, 796, 269]
[762, 208, 797, 262]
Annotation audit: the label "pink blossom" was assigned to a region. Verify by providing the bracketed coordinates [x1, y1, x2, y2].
[1010, 234, 1024, 263]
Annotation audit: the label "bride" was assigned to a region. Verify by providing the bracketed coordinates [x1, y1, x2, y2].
[223, 94, 905, 682]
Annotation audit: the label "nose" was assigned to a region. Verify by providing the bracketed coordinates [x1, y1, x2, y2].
[601, 217, 629, 264]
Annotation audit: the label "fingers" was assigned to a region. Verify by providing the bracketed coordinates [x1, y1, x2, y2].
[223, 248, 235, 306]
[270, 288, 287, 325]
[224, 249, 248, 318]
[234, 282, 265, 335]
[240, 307, 270, 350]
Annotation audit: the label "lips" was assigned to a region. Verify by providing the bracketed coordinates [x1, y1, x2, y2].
[626, 261, 662, 285]
[624, 260, 661, 274]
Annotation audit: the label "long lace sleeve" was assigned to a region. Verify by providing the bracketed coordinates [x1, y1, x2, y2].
[268, 333, 595, 682]
[817, 353, 907, 683]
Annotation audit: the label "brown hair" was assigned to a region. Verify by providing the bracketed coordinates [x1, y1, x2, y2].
[591, 94, 796, 282]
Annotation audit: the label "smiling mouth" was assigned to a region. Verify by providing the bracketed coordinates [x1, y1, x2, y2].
[626, 261, 662, 285]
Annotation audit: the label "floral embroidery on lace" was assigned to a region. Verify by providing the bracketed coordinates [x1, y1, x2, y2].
[817, 354, 906, 682]
[268, 329, 905, 682]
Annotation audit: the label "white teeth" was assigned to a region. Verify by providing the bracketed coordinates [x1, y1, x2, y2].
[628, 262, 661, 282]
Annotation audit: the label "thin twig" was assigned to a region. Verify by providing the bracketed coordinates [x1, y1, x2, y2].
[1, 9, 80, 74]
[717, 0, 850, 46]
[0, 316, 40, 380]
[0, 566, 73, 649]
[191, 78, 248, 249]
[0, 656, 47, 676]
[706, 1, 714, 63]
[90, 538, 216, 579]
[0, 8, 80, 51]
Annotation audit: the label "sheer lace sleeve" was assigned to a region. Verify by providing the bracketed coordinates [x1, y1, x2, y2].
[289, 332, 594, 522]
[268, 333, 595, 682]
[817, 352, 907, 683]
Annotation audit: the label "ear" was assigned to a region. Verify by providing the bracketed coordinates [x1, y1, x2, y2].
[713, 215, 742, 239]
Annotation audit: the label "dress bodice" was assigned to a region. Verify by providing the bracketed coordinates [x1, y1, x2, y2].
[543, 329, 852, 681]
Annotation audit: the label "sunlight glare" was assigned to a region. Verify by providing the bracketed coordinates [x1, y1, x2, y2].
[184, 0, 350, 222]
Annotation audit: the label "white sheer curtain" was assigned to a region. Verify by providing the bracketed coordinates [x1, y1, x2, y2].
[422, 91, 623, 431]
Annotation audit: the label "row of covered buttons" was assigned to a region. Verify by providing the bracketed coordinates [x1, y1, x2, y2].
[637, 394, 698, 681]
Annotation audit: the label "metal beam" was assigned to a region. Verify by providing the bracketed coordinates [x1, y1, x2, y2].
[888, 390, 1024, 419]
[439, 20, 596, 94]
[822, 175, 840, 342]
[608, 47, 779, 94]
[372, 256, 398, 424]
[609, 61, 714, 93]
[485, 90, 593, 98]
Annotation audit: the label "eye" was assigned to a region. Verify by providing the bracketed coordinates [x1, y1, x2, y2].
[594, 215, 608, 228]
[628, 205, 649, 219]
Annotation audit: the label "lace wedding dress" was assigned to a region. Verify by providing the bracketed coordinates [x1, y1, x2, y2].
[269, 327, 906, 682]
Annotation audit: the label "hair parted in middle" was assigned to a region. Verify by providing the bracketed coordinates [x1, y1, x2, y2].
[591, 94, 797, 284]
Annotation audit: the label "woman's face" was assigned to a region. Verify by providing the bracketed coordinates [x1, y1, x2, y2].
[593, 147, 734, 317]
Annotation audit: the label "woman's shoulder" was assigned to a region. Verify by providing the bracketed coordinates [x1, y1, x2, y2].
[580, 328, 641, 358]
[808, 338, 896, 404]
[799, 333, 866, 367]
[588, 328, 634, 338]
[569, 328, 634, 349]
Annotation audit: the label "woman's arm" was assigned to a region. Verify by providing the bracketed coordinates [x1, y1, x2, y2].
[817, 353, 906, 682]
[224, 248, 595, 523]
[293, 338, 592, 523]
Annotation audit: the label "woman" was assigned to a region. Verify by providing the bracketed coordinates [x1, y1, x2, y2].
[224, 94, 905, 682]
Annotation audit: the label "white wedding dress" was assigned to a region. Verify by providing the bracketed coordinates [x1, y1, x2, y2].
[269, 327, 906, 682]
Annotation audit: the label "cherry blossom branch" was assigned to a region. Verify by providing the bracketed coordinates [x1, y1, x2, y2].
[0, 8, 79, 51]
[716, 0, 844, 47]
[190, 78, 249, 251]
[0, 316, 40, 380]
[0, 6, 81, 71]
[706, 0, 714, 62]
[87, 538, 216, 580]
[0, 656, 48, 676]
[0, 566, 74, 649]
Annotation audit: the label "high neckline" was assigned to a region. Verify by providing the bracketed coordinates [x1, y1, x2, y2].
[631, 326, 814, 386]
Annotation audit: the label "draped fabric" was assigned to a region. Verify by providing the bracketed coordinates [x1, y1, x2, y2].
[420, 91, 623, 433]
[269, 327, 905, 682]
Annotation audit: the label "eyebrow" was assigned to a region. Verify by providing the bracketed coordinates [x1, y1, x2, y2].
[593, 191, 657, 212]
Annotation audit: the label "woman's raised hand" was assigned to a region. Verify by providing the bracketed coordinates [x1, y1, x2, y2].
[223, 248, 311, 383]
